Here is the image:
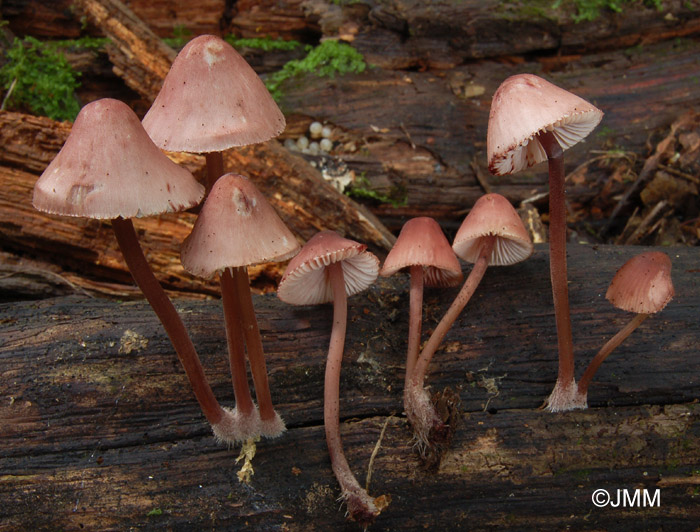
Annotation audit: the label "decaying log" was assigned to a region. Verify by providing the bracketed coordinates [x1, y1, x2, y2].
[277, 36, 700, 233]
[70, 0, 395, 252]
[5, 0, 700, 62]
[1, 244, 698, 530]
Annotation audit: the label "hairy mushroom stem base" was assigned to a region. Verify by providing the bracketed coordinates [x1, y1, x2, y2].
[575, 312, 650, 406]
[406, 235, 496, 449]
[233, 265, 286, 438]
[538, 130, 578, 413]
[325, 262, 380, 526]
[220, 267, 261, 440]
[111, 216, 233, 432]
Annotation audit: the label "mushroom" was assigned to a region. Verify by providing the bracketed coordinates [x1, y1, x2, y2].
[181, 173, 300, 438]
[487, 74, 603, 412]
[142, 34, 285, 192]
[406, 194, 533, 449]
[277, 231, 382, 526]
[32, 98, 240, 443]
[575, 251, 674, 406]
[379, 217, 463, 389]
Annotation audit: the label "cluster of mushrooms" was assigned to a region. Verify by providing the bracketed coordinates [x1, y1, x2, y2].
[32, 35, 675, 527]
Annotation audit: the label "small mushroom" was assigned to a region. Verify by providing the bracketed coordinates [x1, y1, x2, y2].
[277, 231, 382, 527]
[575, 251, 674, 406]
[487, 74, 603, 412]
[181, 173, 300, 439]
[379, 217, 462, 450]
[32, 98, 238, 442]
[406, 194, 533, 449]
[142, 34, 285, 192]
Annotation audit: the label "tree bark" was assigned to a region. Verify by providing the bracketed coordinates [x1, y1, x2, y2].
[1, 244, 698, 530]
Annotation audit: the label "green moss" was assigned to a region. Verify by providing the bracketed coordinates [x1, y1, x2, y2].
[345, 176, 407, 208]
[552, 0, 664, 23]
[146, 508, 163, 517]
[265, 40, 366, 101]
[0, 36, 81, 121]
[224, 35, 303, 52]
[163, 24, 192, 48]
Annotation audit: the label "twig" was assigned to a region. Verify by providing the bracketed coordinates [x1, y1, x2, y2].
[1, 78, 18, 111]
[657, 164, 700, 185]
[617, 200, 669, 245]
[365, 415, 392, 492]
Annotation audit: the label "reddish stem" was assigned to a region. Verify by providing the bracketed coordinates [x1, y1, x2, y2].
[577, 313, 649, 396]
[205, 151, 225, 195]
[405, 264, 424, 389]
[232, 266, 278, 423]
[325, 262, 379, 525]
[538, 130, 576, 388]
[411, 235, 495, 388]
[111, 216, 223, 425]
[220, 268, 256, 417]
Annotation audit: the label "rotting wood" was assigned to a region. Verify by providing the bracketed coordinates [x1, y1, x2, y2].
[70, 0, 395, 252]
[0, 244, 698, 530]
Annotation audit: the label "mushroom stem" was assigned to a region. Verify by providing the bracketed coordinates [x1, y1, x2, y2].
[538, 130, 577, 398]
[577, 312, 649, 398]
[405, 235, 495, 449]
[405, 264, 425, 389]
[232, 265, 285, 436]
[205, 151, 225, 194]
[111, 216, 223, 425]
[326, 262, 379, 525]
[220, 267, 256, 418]
[412, 235, 496, 387]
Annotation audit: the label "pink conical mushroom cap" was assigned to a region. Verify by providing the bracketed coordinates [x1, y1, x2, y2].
[487, 73, 603, 176]
[180, 173, 300, 278]
[277, 231, 379, 306]
[452, 193, 533, 266]
[32, 98, 204, 219]
[380, 217, 463, 287]
[142, 34, 285, 153]
[606, 251, 674, 314]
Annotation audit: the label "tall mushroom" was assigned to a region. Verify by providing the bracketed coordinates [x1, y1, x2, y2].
[32, 98, 240, 443]
[181, 173, 300, 438]
[406, 194, 533, 450]
[487, 74, 603, 412]
[142, 33, 286, 192]
[277, 231, 382, 527]
[575, 251, 674, 406]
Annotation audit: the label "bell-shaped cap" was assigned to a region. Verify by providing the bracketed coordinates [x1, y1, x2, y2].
[487, 73, 603, 176]
[180, 173, 300, 278]
[32, 98, 204, 219]
[380, 217, 463, 287]
[277, 231, 379, 306]
[142, 34, 285, 153]
[452, 193, 533, 266]
[606, 251, 674, 314]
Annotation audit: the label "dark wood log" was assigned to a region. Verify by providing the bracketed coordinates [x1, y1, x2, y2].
[1, 244, 698, 530]
[277, 36, 700, 235]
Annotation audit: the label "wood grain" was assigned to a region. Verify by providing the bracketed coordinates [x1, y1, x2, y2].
[1, 244, 698, 530]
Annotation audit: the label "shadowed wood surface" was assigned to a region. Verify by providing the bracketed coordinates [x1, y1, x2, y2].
[1, 244, 699, 530]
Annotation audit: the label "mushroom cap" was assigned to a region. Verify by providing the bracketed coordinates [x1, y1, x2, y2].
[277, 231, 379, 306]
[142, 34, 285, 153]
[452, 193, 534, 266]
[487, 73, 603, 176]
[379, 217, 463, 287]
[180, 173, 300, 278]
[32, 98, 204, 219]
[606, 251, 674, 314]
